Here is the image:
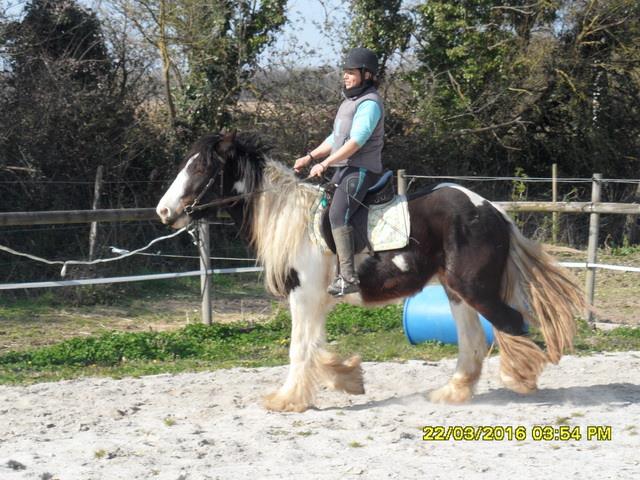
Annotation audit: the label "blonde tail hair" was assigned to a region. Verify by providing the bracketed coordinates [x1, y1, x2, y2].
[501, 224, 585, 362]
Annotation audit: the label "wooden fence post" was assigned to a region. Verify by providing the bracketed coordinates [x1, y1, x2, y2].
[198, 220, 212, 325]
[397, 169, 407, 196]
[552, 163, 558, 244]
[623, 182, 640, 245]
[88, 165, 104, 261]
[585, 173, 602, 325]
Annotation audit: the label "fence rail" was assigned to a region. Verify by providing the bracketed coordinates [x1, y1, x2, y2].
[0, 208, 156, 226]
[1, 201, 638, 227]
[493, 201, 640, 214]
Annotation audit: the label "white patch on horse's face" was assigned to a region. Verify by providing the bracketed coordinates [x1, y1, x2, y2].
[156, 154, 198, 226]
[233, 179, 246, 193]
[435, 183, 487, 208]
[392, 254, 409, 272]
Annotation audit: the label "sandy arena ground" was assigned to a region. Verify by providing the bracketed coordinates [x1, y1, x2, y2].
[1, 352, 639, 480]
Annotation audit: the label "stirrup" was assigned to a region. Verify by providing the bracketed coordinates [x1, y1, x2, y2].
[327, 275, 360, 297]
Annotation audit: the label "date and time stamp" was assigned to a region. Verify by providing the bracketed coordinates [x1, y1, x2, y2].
[422, 425, 613, 442]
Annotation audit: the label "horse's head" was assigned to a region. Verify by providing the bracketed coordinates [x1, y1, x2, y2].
[156, 131, 266, 228]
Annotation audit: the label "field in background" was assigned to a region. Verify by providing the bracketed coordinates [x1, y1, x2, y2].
[1, 247, 639, 353]
[0, 247, 638, 384]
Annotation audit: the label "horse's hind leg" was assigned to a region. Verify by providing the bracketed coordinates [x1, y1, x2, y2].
[439, 213, 547, 395]
[444, 284, 547, 395]
[445, 271, 548, 396]
[430, 298, 488, 404]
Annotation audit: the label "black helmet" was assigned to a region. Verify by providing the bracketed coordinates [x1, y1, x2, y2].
[342, 47, 378, 75]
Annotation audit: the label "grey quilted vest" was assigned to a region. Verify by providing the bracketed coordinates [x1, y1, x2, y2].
[330, 87, 384, 173]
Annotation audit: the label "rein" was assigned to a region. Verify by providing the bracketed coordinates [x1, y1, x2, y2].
[185, 173, 314, 215]
[185, 189, 254, 214]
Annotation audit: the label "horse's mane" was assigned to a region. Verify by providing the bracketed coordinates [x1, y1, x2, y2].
[250, 161, 320, 297]
[184, 132, 320, 297]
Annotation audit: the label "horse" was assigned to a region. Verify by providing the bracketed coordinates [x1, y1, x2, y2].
[156, 131, 585, 412]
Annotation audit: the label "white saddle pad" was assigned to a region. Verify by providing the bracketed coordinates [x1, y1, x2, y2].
[309, 193, 411, 253]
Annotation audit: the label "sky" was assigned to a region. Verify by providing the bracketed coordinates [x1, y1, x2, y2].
[262, 0, 348, 67]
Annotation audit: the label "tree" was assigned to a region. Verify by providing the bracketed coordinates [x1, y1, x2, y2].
[347, 0, 412, 79]
[0, 0, 152, 210]
[405, 0, 640, 181]
[122, 0, 287, 136]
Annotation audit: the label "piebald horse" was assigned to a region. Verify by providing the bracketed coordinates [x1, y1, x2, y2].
[156, 131, 584, 412]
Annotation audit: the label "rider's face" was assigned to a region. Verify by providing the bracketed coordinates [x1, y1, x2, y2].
[343, 68, 363, 89]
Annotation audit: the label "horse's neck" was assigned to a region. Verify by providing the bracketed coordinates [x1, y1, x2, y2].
[224, 161, 296, 238]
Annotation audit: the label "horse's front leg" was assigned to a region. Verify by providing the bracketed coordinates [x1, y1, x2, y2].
[264, 249, 364, 412]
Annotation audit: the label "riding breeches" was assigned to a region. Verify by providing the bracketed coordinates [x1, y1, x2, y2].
[328, 166, 381, 228]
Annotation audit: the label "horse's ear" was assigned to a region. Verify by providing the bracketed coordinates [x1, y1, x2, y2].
[217, 129, 237, 158]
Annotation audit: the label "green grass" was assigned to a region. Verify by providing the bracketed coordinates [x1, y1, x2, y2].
[1, 254, 638, 384]
[0, 301, 638, 385]
[0, 272, 269, 353]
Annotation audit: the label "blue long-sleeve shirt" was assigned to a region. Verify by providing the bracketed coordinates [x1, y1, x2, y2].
[325, 100, 382, 147]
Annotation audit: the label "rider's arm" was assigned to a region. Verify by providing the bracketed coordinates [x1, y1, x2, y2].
[293, 137, 333, 172]
[349, 100, 382, 147]
[310, 137, 334, 159]
[318, 139, 361, 170]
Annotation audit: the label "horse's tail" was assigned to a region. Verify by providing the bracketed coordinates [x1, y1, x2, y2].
[500, 222, 585, 364]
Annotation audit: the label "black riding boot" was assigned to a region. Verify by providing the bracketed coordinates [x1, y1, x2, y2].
[328, 225, 360, 297]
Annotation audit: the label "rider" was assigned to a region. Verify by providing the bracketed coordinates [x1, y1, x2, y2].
[294, 47, 384, 296]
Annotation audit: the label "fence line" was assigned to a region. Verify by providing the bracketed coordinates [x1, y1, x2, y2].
[108, 247, 256, 261]
[2, 170, 639, 325]
[560, 262, 640, 273]
[0, 208, 156, 226]
[0, 267, 264, 290]
[1, 262, 637, 292]
[3, 175, 638, 185]
[493, 201, 640, 214]
[1, 202, 638, 228]
[402, 174, 640, 185]
[0, 228, 187, 274]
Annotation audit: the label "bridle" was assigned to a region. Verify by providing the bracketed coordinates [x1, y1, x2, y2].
[183, 158, 315, 216]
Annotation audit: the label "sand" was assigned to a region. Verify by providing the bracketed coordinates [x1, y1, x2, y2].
[1, 352, 639, 479]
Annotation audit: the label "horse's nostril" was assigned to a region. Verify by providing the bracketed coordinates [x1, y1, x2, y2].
[157, 205, 171, 220]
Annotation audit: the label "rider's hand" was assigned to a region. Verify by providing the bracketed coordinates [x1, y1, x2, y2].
[309, 163, 327, 178]
[293, 156, 311, 173]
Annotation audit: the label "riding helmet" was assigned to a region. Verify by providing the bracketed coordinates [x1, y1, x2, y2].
[342, 47, 378, 75]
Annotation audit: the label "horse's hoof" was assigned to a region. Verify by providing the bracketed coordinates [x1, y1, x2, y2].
[342, 379, 365, 395]
[321, 353, 365, 395]
[500, 372, 537, 395]
[263, 391, 310, 413]
[429, 383, 473, 404]
[339, 356, 365, 395]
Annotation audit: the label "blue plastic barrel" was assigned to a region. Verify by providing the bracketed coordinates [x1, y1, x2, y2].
[403, 285, 495, 345]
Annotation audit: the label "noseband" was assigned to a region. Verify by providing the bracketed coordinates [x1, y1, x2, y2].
[184, 176, 217, 215]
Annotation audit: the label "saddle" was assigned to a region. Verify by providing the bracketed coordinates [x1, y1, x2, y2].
[309, 170, 411, 254]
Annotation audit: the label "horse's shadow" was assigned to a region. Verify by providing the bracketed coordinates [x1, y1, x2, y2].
[325, 383, 640, 412]
[473, 382, 640, 406]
